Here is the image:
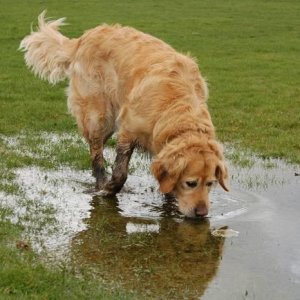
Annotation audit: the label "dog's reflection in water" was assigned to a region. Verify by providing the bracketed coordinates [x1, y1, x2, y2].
[71, 196, 225, 299]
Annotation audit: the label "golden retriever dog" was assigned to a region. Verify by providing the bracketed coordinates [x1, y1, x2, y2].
[20, 11, 229, 218]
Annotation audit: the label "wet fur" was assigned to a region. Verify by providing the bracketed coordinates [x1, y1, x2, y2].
[20, 11, 229, 217]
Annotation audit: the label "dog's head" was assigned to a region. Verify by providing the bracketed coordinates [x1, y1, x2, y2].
[151, 139, 229, 218]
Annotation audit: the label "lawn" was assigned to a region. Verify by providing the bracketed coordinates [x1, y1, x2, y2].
[0, 0, 299, 161]
[0, 0, 299, 298]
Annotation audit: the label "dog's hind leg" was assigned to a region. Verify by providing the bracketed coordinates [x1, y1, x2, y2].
[81, 112, 113, 192]
[68, 88, 114, 192]
[89, 136, 107, 190]
[100, 131, 136, 196]
[92, 130, 115, 189]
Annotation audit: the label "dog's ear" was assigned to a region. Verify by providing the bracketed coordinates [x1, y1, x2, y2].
[151, 159, 177, 194]
[216, 162, 229, 192]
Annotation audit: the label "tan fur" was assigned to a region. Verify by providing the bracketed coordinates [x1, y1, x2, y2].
[20, 11, 229, 218]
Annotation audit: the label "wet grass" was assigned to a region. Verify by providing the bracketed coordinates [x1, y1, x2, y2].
[0, 132, 90, 170]
[0, 0, 299, 298]
[225, 149, 255, 169]
[0, 212, 133, 300]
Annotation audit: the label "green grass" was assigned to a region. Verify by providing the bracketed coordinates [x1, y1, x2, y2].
[0, 0, 299, 162]
[0, 0, 299, 298]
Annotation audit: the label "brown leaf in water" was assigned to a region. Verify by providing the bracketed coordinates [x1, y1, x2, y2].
[212, 227, 239, 238]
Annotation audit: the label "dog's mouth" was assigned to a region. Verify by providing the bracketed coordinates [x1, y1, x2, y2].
[176, 197, 210, 219]
[184, 213, 210, 220]
[178, 207, 209, 219]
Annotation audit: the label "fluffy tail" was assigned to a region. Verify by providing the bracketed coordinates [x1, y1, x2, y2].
[19, 11, 78, 84]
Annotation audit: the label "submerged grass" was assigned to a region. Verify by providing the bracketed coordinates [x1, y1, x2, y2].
[0, 0, 299, 298]
[0, 212, 133, 300]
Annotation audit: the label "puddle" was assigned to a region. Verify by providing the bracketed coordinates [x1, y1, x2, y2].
[0, 132, 300, 299]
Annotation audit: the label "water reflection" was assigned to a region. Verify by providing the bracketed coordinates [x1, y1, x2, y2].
[71, 196, 225, 299]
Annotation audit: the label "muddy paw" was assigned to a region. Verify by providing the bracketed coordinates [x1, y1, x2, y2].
[94, 189, 115, 197]
[83, 187, 101, 194]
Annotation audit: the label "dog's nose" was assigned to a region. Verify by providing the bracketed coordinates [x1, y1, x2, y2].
[194, 205, 208, 217]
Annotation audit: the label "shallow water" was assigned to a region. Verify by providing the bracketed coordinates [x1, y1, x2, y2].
[1, 133, 300, 299]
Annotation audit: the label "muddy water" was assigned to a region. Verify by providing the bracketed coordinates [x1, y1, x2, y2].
[1, 136, 300, 299]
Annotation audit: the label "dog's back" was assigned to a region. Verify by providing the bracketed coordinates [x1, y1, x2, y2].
[70, 23, 208, 102]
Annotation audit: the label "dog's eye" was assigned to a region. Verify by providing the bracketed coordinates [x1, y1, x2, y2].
[185, 181, 198, 188]
[206, 181, 215, 187]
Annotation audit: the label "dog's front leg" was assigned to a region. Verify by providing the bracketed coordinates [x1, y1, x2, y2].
[100, 137, 135, 196]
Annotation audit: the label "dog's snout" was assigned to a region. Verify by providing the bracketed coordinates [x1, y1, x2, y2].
[194, 205, 208, 217]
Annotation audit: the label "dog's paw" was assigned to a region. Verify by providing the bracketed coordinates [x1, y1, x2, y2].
[93, 189, 115, 197]
[83, 187, 100, 194]
[83, 182, 109, 195]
